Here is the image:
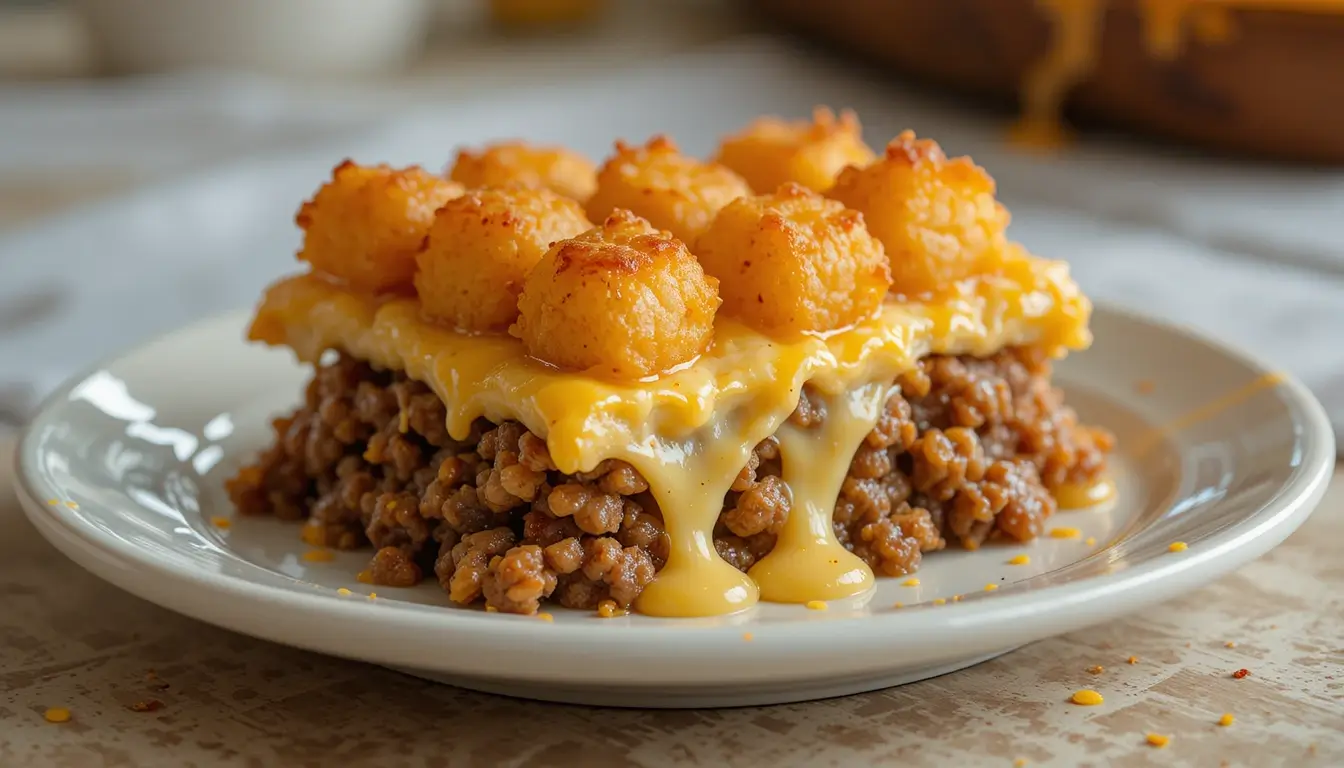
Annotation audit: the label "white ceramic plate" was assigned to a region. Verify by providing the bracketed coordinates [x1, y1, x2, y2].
[14, 306, 1334, 708]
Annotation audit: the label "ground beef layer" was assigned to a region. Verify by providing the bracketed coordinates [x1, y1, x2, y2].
[227, 348, 1112, 614]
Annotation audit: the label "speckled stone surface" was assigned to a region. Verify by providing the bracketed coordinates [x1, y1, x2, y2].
[1, 435, 1340, 767]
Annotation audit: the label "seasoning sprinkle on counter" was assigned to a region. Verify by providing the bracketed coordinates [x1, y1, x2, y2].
[43, 707, 71, 723]
[1233, 668, 1250, 679]
[1070, 689, 1104, 706]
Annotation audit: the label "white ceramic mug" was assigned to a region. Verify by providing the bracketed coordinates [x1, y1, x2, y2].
[74, 0, 434, 76]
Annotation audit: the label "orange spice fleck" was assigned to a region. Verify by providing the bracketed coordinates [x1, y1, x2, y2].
[302, 549, 335, 563]
[336, 588, 352, 596]
[1127, 655, 1139, 664]
[901, 578, 921, 587]
[1049, 527, 1081, 539]
[742, 632, 754, 642]
[805, 600, 828, 611]
[537, 612, 555, 622]
[932, 598, 947, 606]
[1169, 541, 1188, 552]
[1146, 733, 1170, 748]
[984, 584, 999, 591]
[1086, 665, 1105, 674]
[1070, 689, 1103, 706]
[43, 707, 71, 723]
[1008, 554, 1031, 565]
[1233, 668, 1250, 679]
[209, 516, 232, 529]
[1219, 713, 1234, 727]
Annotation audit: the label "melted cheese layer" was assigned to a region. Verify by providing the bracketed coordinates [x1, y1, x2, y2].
[249, 252, 1091, 617]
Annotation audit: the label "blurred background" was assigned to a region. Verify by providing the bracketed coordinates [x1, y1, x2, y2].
[0, 0, 1341, 438]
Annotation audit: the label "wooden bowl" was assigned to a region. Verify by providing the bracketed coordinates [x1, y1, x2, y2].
[747, 0, 1344, 164]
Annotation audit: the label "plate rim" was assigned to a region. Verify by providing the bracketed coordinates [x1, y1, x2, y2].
[13, 302, 1336, 679]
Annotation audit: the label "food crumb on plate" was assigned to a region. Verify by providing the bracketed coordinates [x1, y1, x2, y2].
[952, 594, 963, 602]
[1219, 713, 1234, 727]
[1085, 536, 1096, 546]
[932, 598, 947, 606]
[64, 500, 78, 509]
[536, 612, 555, 622]
[1008, 554, 1031, 565]
[1224, 641, 1237, 648]
[1086, 665, 1105, 674]
[805, 600, 827, 611]
[1127, 655, 1139, 664]
[902, 578, 920, 586]
[302, 549, 335, 562]
[1070, 689, 1104, 706]
[367, 592, 377, 600]
[43, 707, 71, 723]
[209, 516, 232, 529]
[1146, 733, 1170, 748]
[1049, 527, 1081, 539]
[46, 498, 58, 506]
[984, 583, 999, 591]
[893, 602, 904, 608]
[597, 600, 625, 618]
[1014, 760, 1028, 768]
[1169, 541, 1188, 552]
[336, 587, 352, 596]
[742, 632, 754, 642]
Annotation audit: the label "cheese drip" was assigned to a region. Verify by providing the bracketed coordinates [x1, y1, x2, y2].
[249, 252, 1090, 617]
[1016, 0, 1344, 149]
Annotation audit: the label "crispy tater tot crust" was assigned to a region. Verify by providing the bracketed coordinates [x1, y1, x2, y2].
[828, 131, 1010, 296]
[715, 107, 876, 194]
[511, 210, 720, 378]
[584, 136, 751, 246]
[415, 187, 592, 332]
[296, 161, 463, 293]
[697, 183, 891, 338]
[449, 141, 598, 202]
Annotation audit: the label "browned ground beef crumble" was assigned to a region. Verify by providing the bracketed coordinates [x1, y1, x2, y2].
[227, 348, 1112, 614]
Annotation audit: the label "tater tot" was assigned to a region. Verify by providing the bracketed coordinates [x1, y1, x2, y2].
[696, 183, 891, 338]
[584, 136, 751, 245]
[296, 161, 463, 293]
[415, 187, 592, 332]
[512, 211, 720, 378]
[714, 107, 876, 193]
[828, 131, 1010, 296]
[449, 141, 597, 202]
